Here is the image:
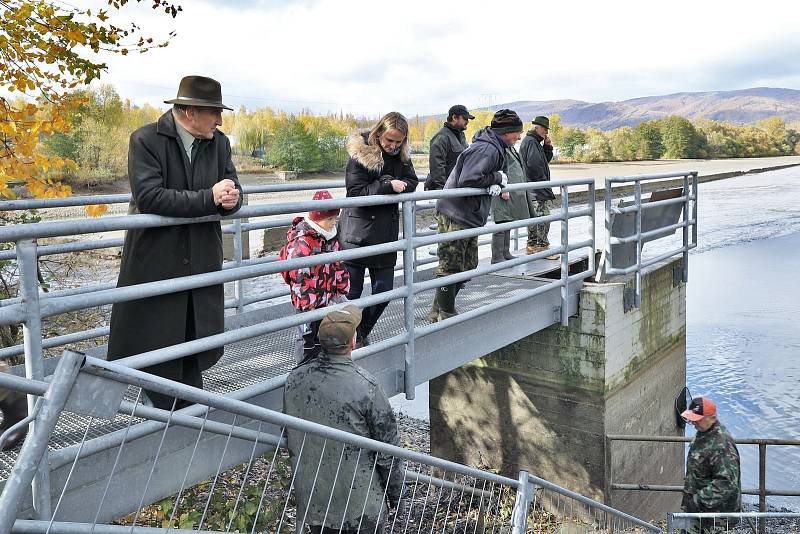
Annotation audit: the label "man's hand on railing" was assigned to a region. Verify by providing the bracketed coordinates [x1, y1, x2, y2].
[487, 184, 502, 197]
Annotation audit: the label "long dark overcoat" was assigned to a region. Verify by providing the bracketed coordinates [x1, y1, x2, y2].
[107, 111, 242, 378]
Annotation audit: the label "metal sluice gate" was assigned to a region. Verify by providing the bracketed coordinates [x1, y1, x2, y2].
[0, 172, 698, 532]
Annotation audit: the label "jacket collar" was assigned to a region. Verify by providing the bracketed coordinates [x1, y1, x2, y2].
[320, 350, 353, 364]
[157, 110, 179, 138]
[346, 131, 385, 172]
[157, 110, 221, 146]
[527, 129, 544, 143]
[695, 420, 721, 439]
[444, 122, 465, 135]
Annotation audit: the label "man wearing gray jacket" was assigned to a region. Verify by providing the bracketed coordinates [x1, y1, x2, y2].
[284, 305, 403, 534]
[424, 105, 473, 191]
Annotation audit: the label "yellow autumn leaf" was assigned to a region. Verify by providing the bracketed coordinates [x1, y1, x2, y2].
[85, 204, 109, 217]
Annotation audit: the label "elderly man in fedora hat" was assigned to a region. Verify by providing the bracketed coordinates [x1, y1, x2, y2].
[520, 115, 558, 260]
[107, 75, 243, 410]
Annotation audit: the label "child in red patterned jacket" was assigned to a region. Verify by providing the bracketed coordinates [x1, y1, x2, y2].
[282, 190, 350, 362]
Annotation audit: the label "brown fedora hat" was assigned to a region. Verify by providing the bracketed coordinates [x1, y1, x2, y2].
[164, 75, 233, 110]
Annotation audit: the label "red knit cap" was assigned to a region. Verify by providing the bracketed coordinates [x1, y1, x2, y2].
[308, 190, 339, 221]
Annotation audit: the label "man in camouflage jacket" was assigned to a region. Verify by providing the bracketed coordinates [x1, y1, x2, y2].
[681, 396, 742, 533]
[284, 305, 403, 534]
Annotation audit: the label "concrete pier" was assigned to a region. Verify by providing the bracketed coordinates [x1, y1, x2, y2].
[429, 257, 687, 521]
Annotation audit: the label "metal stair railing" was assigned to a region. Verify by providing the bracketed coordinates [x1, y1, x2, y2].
[0, 352, 661, 534]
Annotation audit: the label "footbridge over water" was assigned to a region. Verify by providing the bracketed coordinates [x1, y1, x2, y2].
[0, 172, 697, 530]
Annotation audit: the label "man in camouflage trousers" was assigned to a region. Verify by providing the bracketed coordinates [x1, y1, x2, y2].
[680, 396, 742, 533]
[429, 110, 523, 322]
[284, 305, 403, 534]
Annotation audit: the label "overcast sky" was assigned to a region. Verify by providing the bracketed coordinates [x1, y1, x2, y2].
[87, 0, 800, 117]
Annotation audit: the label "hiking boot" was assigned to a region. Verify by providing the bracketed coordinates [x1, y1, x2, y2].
[526, 245, 547, 255]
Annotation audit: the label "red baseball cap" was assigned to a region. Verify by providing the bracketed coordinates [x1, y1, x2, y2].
[681, 396, 717, 422]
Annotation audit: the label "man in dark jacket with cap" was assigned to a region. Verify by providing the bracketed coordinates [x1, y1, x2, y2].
[429, 109, 523, 322]
[519, 116, 558, 259]
[107, 75, 243, 410]
[284, 304, 403, 534]
[680, 396, 741, 533]
[424, 105, 473, 191]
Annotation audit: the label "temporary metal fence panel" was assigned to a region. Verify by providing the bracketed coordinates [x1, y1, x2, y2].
[602, 171, 698, 307]
[606, 434, 800, 530]
[0, 355, 661, 533]
[667, 512, 800, 534]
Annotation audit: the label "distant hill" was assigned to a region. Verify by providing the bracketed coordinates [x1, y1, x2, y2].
[484, 88, 800, 130]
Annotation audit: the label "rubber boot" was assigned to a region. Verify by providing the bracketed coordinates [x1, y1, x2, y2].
[436, 285, 458, 321]
[491, 233, 505, 264]
[0, 393, 29, 451]
[426, 295, 440, 323]
[502, 231, 515, 261]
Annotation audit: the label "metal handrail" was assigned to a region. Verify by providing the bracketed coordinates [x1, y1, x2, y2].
[603, 171, 698, 307]
[0, 178, 597, 525]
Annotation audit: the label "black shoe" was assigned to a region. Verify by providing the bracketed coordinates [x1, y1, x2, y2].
[0, 394, 29, 451]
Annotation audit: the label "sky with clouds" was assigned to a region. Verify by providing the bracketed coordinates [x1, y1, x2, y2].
[86, 0, 800, 117]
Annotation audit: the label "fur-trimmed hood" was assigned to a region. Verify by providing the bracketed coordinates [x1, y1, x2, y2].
[346, 131, 410, 172]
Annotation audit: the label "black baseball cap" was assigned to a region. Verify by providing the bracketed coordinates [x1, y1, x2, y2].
[448, 105, 475, 120]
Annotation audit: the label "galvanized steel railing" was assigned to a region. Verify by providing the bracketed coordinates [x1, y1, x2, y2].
[603, 171, 698, 307]
[1, 179, 597, 520]
[0, 179, 597, 382]
[0, 350, 661, 534]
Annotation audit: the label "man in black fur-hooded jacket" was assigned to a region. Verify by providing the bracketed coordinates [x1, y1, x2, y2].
[429, 109, 523, 322]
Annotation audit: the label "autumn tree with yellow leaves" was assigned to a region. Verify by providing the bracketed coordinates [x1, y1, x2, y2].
[0, 0, 180, 209]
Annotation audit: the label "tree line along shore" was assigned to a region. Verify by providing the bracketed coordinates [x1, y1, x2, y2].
[25, 84, 800, 188]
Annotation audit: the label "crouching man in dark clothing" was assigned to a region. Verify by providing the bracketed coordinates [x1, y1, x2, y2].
[284, 304, 404, 534]
[428, 109, 523, 322]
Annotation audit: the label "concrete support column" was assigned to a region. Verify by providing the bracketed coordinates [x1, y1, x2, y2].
[430, 257, 687, 521]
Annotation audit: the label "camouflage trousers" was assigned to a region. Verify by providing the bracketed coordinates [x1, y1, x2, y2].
[527, 199, 553, 248]
[435, 213, 478, 277]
